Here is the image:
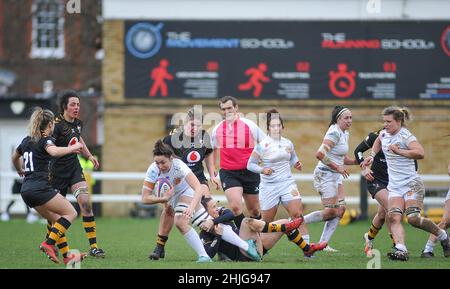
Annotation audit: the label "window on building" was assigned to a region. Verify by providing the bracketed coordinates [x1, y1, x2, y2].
[30, 0, 65, 59]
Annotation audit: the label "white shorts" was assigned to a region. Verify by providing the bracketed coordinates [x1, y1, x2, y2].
[388, 177, 425, 202]
[313, 167, 341, 199]
[259, 181, 301, 211]
[169, 187, 194, 208]
[446, 187, 450, 202]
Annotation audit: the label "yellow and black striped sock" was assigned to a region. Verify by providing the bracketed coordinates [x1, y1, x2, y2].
[82, 216, 97, 249]
[45, 220, 52, 239]
[389, 233, 396, 247]
[156, 234, 168, 248]
[262, 222, 287, 233]
[287, 229, 310, 251]
[47, 217, 71, 246]
[368, 223, 381, 240]
[56, 234, 70, 258]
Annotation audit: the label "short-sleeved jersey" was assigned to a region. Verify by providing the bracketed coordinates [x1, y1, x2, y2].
[211, 116, 265, 170]
[16, 136, 55, 178]
[316, 124, 349, 172]
[50, 114, 83, 177]
[163, 129, 212, 179]
[380, 127, 418, 188]
[251, 135, 299, 183]
[144, 158, 193, 199]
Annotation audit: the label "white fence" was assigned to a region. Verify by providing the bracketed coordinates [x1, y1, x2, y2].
[1, 171, 448, 206]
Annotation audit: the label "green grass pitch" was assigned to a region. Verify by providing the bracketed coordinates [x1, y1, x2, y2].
[1, 217, 449, 269]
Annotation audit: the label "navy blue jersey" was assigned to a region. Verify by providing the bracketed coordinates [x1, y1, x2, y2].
[354, 131, 388, 183]
[163, 129, 212, 179]
[16, 136, 55, 178]
[50, 114, 83, 177]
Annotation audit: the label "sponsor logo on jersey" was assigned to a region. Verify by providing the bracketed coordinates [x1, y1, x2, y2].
[69, 137, 78, 146]
[186, 151, 201, 163]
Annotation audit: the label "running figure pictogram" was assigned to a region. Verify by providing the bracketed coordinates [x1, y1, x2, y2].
[238, 63, 270, 98]
[149, 59, 173, 97]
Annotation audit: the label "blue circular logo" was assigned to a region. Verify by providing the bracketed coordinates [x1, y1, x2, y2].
[126, 22, 163, 59]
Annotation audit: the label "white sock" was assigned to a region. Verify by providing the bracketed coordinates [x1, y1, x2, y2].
[319, 217, 340, 243]
[395, 243, 408, 252]
[221, 224, 248, 250]
[437, 229, 448, 241]
[303, 234, 310, 245]
[424, 239, 436, 253]
[304, 211, 324, 224]
[183, 227, 209, 257]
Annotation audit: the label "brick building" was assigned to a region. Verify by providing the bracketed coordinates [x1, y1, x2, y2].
[0, 0, 102, 212]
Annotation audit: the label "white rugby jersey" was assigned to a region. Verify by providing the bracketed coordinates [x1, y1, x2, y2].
[380, 127, 418, 188]
[248, 135, 299, 183]
[145, 158, 193, 197]
[316, 124, 349, 172]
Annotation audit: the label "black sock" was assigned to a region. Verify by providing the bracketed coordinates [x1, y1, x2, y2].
[234, 213, 245, 229]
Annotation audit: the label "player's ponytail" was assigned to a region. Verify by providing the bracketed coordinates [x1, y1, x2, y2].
[153, 139, 173, 158]
[383, 106, 411, 127]
[28, 107, 54, 142]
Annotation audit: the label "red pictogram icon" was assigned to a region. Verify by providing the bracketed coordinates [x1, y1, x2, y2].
[149, 59, 174, 97]
[328, 63, 356, 98]
[238, 63, 270, 98]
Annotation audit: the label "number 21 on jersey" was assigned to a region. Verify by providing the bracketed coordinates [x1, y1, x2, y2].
[23, 152, 34, 172]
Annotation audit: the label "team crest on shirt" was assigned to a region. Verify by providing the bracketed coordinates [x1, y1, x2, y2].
[174, 178, 181, 185]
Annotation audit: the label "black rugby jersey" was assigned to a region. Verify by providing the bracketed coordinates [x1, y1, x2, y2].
[199, 207, 245, 261]
[163, 129, 213, 178]
[16, 135, 55, 178]
[50, 114, 83, 176]
[354, 131, 388, 183]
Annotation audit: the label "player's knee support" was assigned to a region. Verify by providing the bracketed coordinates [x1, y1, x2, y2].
[324, 203, 339, 209]
[405, 207, 422, 227]
[74, 187, 88, 199]
[388, 207, 403, 217]
[191, 206, 212, 227]
[174, 203, 189, 217]
[174, 202, 212, 228]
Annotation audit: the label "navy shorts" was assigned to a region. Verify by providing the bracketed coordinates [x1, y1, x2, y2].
[219, 169, 260, 195]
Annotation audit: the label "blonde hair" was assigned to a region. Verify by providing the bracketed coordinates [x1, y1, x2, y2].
[382, 106, 410, 127]
[28, 107, 54, 142]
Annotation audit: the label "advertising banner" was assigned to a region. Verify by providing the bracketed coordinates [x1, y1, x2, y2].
[124, 21, 450, 99]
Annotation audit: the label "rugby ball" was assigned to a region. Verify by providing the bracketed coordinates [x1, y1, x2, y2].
[154, 178, 172, 198]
